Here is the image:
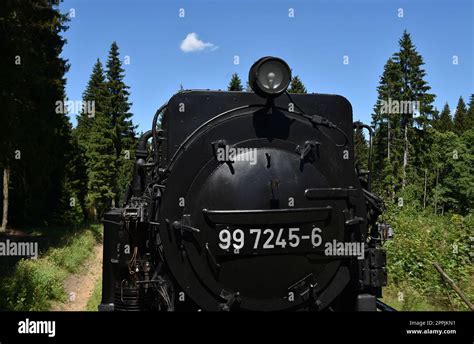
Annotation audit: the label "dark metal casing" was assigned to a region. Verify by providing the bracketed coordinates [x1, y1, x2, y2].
[157, 90, 368, 311]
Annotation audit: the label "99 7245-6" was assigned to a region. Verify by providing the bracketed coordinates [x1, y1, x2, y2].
[216, 226, 324, 255]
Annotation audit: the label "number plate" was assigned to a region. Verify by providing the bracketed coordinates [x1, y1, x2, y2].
[215, 226, 324, 255]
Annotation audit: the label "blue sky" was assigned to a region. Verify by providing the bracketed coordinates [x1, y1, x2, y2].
[59, 0, 473, 133]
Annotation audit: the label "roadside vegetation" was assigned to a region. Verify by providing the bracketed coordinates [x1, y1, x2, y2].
[381, 203, 473, 311]
[86, 277, 102, 311]
[0, 224, 102, 311]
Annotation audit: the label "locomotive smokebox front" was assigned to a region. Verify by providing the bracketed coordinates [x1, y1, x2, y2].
[100, 57, 386, 313]
[156, 58, 366, 311]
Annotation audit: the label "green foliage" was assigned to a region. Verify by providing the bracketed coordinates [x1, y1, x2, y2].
[417, 128, 474, 214]
[392, 31, 436, 127]
[0, 225, 102, 311]
[75, 59, 109, 147]
[74, 44, 137, 218]
[371, 31, 436, 198]
[383, 206, 473, 310]
[228, 73, 243, 91]
[106, 42, 137, 206]
[353, 128, 368, 170]
[369, 31, 473, 311]
[453, 96, 469, 135]
[371, 58, 404, 197]
[1, 259, 67, 312]
[383, 284, 445, 311]
[287, 75, 307, 94]
[52, 134, 88, 226]
[467, 94, 474, 129]
[77, 60, 116, 218]
[47, 228, 100, 274]
[86, 277, 102, 311]
[433, 103, 453, 132]
[0, 0, 74, 227]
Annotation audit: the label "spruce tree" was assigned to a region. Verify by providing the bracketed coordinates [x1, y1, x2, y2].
[453, 96, 468, 135]
[53, 131, 88, 226]
[371, 58, 403, 198]
[287, 76, 307, 93]
[105, 42, 137, 206]
[228, 73, 243, 91]
[0, 0, 75, 226]
[75, 59, 106, 149]
[372, 31, 435, 199]
[392, 31, 435, 188]
[354, 128, 369, 171]
[75, 59, 115, 219]
[433, 103, 453, 132]
[467, 94, 474, 129]
[86, 110, 116, 219]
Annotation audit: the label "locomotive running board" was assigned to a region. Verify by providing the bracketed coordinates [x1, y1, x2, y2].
[202, 206, 332, 225]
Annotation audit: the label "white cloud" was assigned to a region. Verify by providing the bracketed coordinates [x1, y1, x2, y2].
[180, 33, 217, 53]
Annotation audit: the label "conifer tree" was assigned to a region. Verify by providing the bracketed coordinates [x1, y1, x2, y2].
[74, 59, 116, 219]
[354, 128, 369, 171]
[433, 103, 453, 132]
[453, 96, 468, 135]
[105, 42, 137, 206]
[86, 110, 116, 218]
[287, 75, 307, 93]
[75, 59, 107, 149]
[228, 73, 243, 91]
[392, 31, 435, 188]
[371, 58, 403, 198]
[466, 94, 474, 129]
[371, 31, 435, 199]
[53, 132, 87, 226]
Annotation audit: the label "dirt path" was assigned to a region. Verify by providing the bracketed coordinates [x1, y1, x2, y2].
[52, 244, 103, 311]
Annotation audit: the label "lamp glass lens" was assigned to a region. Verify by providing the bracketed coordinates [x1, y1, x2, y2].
[257, 61, 287, 93]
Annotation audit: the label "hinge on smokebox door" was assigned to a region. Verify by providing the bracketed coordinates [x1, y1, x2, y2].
[295, 140, 320, 160]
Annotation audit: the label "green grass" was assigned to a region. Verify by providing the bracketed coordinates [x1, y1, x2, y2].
[47, 225, 102, 274]
[382, 204, 473, 311]
[0, 224, 102, 311]
[382, 285, 448, 311]
[86, 276, 102, 311]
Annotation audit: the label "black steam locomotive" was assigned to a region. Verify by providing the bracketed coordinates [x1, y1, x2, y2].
[99, 57, 388, 311]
